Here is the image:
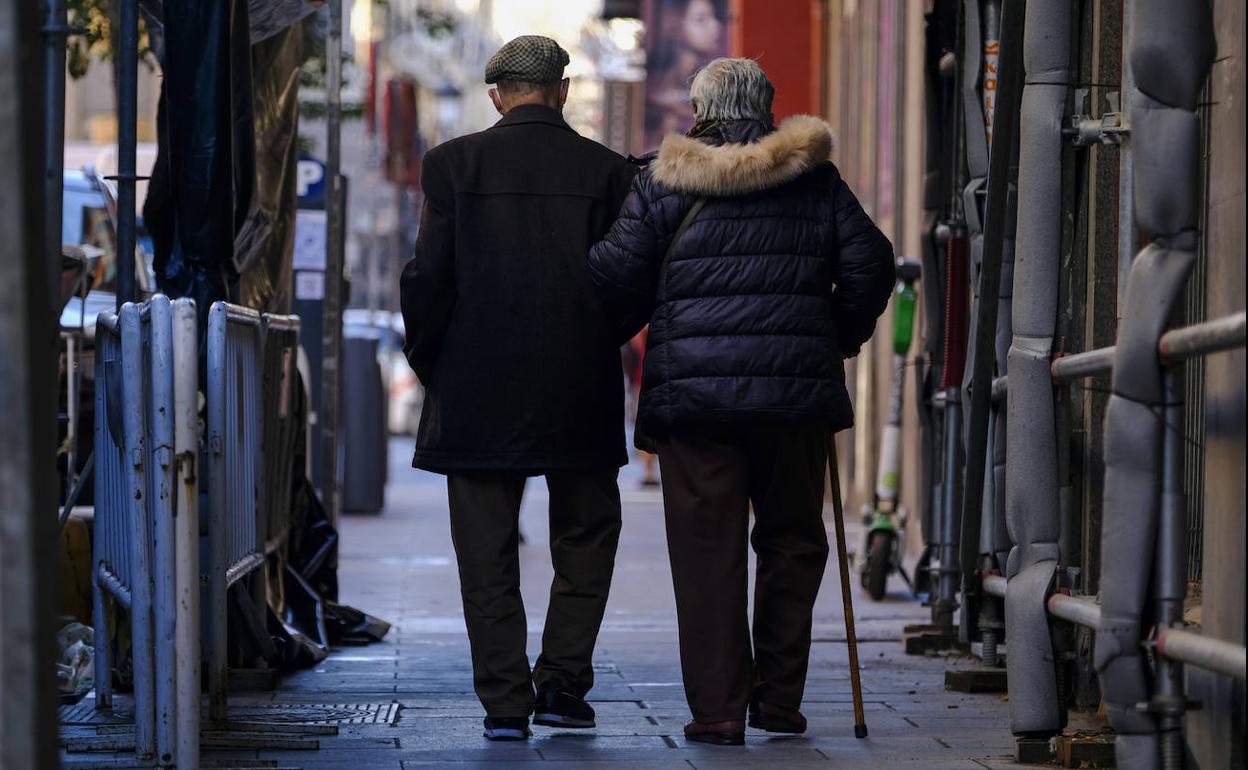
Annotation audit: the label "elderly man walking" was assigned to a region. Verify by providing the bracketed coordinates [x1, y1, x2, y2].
[589, 58, 895, 745]
[400, 36, 637, 741]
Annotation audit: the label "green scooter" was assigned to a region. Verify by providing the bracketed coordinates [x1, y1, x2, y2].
[860, 258, 922, 601]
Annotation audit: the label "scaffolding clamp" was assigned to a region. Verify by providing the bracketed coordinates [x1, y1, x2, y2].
[1066, 89, 1130, 146]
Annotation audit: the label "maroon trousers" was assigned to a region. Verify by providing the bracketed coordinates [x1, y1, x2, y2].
[656, 424, 830, 723]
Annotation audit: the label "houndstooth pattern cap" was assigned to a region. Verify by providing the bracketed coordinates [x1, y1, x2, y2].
[484, 35, 570, 84]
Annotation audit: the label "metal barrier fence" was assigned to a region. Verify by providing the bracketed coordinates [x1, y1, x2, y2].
[206, 301, 265, 722]
[260, 314, 301, 550]
[137, 297, 176, 766]
[92, 309, 140, 719]
[89, 296, 305, 763]
[91, 295, 199, 767]
[170, 299, 201, 766]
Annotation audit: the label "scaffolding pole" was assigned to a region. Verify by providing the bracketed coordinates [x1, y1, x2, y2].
[44, 0, 67, 285]
[115, 0, 138, 307]
[321, 0, 345, 522]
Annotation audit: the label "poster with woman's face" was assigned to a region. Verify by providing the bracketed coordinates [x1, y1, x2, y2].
[642, 0, 729, 151]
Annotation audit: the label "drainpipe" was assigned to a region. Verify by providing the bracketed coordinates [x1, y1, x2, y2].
[1094, 0, 1214, 765]
[1003, 0, 1071, 737]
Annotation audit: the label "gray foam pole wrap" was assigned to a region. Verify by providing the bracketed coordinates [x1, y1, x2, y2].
[979, 411, 997, 555]
[960, 0, 990, 272]
[991, 179, 1015, 568]
[1129, 0, 1214, 111]
[960, 0, 988, 451]
[991, 413, 1010, 565]
[1098, 246, 1195, 763]
[1132, 93, 1202, 237]
[962, 0, 991, 183]
[959, 0, 991, 558]
[1096, 0, 1212, 765]
[1002, 0, 1070, 736]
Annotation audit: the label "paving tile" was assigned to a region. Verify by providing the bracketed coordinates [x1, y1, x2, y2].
[228, 440, 1069, 769]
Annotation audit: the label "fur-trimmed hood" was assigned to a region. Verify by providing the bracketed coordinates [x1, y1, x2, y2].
[650, 115, 835, 197]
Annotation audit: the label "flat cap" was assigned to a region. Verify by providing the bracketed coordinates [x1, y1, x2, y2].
[484, 35, 570, 84]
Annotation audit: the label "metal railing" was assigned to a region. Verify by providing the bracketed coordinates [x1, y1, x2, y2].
[981, 574, 1246, 681]
[989, 312, 1246, 398]
[138, 298, 177, 766]
[1158, 627, 1247, 681]
[206, 301, 266, 722]
[977, 310, 1247, 689]
[983, 309, 1248, 683]
[90, 296, 199, 767]
[87, 296, 310, 763]
[260, 314, 301, 551]
[92, 309, 140, 719]
[170, 299, 201, 766]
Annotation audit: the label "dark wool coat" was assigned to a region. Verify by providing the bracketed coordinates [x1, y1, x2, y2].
[587, 116, 895, 445]
[401, 104, 638, 473]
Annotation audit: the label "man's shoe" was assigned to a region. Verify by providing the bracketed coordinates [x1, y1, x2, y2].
[483, 716, 531, 741]
[748, 702, 807, 734]
[532, 683, 596, 728]
[684, 719, 746, 746]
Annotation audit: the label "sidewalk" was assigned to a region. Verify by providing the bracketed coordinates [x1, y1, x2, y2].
[75, 437, 1065, 769]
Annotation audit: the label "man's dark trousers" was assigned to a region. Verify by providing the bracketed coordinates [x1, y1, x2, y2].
[656, 424, 830, 723]
[447, 469, 622, 718]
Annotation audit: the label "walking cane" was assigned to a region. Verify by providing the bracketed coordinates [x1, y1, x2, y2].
[827, 436, 869, 738]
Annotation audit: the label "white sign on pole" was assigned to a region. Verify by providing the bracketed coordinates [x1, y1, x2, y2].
[294, 209, 328, 271]
[294, 270, 326, 301]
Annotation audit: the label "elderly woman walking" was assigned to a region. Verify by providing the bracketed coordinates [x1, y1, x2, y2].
[588, 58, 894, 745]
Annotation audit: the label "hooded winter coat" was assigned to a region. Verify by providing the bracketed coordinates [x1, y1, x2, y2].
[587, 116, 895, 445]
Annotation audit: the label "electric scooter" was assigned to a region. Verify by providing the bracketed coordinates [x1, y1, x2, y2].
[860, 258, 922, 601]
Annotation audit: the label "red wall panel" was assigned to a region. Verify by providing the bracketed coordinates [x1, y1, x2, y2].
[730, 0, 824, 120]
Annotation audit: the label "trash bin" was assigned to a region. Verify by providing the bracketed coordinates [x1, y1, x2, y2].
[342, 333, 387, 513]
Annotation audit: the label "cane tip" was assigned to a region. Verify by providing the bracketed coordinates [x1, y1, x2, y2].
[854, 723, 868, 739]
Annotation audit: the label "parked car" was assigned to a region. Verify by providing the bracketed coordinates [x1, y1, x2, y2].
[59, 168, 155, 333]
[57, 168, 157, 506]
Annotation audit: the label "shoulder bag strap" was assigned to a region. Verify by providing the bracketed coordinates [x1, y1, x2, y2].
[658, 197, 708, 279]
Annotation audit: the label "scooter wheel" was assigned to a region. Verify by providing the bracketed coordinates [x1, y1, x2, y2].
[866, 532, 891, 601]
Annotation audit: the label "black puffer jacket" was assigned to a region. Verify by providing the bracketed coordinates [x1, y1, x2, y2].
[588, 116, 894, 444]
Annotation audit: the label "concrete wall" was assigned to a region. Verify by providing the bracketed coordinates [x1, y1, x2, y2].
[64, 56, 161, 143]
[730, 0, 824, 120]
[1187, 1, 1246, 766]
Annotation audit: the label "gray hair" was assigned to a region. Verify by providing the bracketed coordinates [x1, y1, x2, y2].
[688, 58, 775, 123]
[495, 79, 561, 97]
